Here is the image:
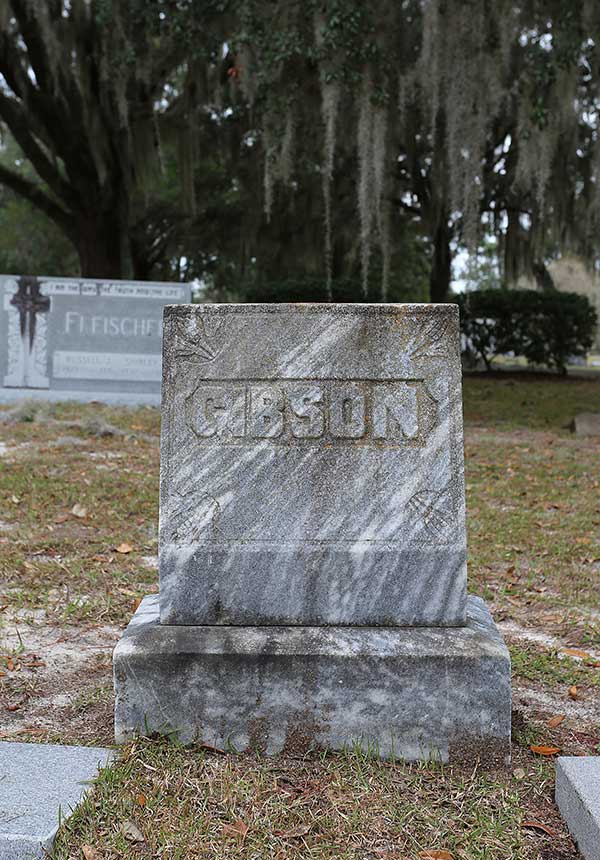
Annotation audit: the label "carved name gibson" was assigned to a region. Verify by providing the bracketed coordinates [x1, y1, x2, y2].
[186, 379, 434, 445]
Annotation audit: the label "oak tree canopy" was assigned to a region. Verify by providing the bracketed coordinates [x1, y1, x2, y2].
[1, 1, 599, 300]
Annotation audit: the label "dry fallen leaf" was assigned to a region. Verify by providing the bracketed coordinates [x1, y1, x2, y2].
[274, 824, 311, 838]
[0, 726, 46, 738]
[530, 744, 561, 756]
[122, 819, 145, 842]
[222, 820, 249, 840]
[115, 543, 133, 554]
[512, 767, 526, 780]
[561, 648, 592, 660]
[199, 742, 226, 755]
[137, 793, 146, 807]
[568, 685, 579, 700]
[547, 714, 566, 728]
[82, 846, 102, 860]
[522, 820, 557, 837]
[71, 503, 87, 519]
[419, 851, 454, 860]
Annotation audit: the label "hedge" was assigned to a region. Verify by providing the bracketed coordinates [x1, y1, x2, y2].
[457, 289, 598, 373]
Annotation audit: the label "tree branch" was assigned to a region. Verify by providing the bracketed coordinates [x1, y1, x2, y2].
[0, 163, 74, 235]
[0, 32, 62, 154]
[0, 33, 31, 100]
[0, 91, 77, 206]
[7, 0, 95, 184]
[9, 0, 54, 93]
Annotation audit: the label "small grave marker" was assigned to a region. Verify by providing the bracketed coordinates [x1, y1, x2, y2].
[0, 741, 112, 860]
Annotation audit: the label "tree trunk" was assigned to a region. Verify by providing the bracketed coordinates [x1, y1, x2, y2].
[532, 260, 555, 291]
[130, 228, 162, 281]
[429, 218, 452, 303]
[130, 241, 153, 281]
[75, 212, 131, 280]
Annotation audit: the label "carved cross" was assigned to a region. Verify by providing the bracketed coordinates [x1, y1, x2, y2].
[9, 277, 50, 348]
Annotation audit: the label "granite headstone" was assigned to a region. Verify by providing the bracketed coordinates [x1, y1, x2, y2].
[0, 741, 112, 860]
[0, 275, 190, 405]
[556, 757, 600, 860]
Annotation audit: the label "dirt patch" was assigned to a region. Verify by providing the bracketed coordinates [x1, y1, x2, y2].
[465, 426, 600, 448]
[500, 620, 600, 658]
[513, 680, 600, 728]
[0, 613, 118, 744]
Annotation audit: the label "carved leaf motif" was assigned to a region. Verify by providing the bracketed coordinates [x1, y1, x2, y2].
[407, 486, 453, 536]
[4, 309, 23, 385]
[404, 318, 452, 360]
[175, 314, 222, 363]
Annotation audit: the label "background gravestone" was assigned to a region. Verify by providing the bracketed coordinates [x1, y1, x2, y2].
[0, 275, 191, 405]
[114, 303, 511, 763]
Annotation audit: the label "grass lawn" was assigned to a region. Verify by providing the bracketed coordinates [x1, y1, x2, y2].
[1, 372, 599, 859]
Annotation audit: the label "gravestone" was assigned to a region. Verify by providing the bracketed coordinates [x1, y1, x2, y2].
[556, 757, 600, 860]
[0, 275, 191, 405]
[114, 303, 511, 762]
[573, 412, 600, 437]
[0, 741, 112, 860]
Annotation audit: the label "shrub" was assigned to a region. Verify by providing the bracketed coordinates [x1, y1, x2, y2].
[458, 289, 598, 373]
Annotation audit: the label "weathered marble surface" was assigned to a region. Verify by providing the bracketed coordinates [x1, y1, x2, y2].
[114, 594, 510, 763]
[159, 303, 467, 626]
[0, 741, 112, 860]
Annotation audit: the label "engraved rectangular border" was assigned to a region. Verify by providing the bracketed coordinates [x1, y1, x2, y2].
[183, 377, 435, 448]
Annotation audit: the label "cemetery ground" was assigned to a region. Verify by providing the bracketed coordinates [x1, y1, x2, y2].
[0, 375, 598, 860]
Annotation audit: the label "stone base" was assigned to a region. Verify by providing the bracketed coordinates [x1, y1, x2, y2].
[0, 388, 160, 407]
[113, 595, 511, 764]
